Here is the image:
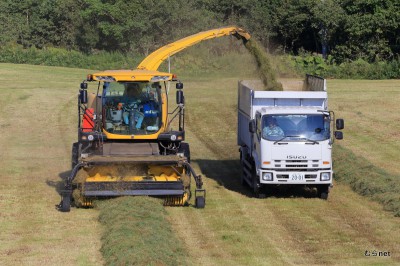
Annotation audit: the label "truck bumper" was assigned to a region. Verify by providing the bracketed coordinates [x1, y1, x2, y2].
[258, 170, 332, 185]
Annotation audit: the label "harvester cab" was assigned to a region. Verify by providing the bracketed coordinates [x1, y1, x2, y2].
[58, 69, 205, 212]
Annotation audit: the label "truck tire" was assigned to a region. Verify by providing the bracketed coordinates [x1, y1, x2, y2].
[240, 170, 246, 186]
[252, 167, 266, 199]
[240, 160, 247, 186]
[317, 185, 329, 200]
[320, 192, 328, 200]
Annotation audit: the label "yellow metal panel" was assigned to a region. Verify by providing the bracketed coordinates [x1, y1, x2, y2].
[92, 69, 173, 82]
[102, 129, 161, 140]
[84, 164, 183, 182]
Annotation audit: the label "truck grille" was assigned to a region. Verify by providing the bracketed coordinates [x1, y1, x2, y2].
[274, 160, 320, 169]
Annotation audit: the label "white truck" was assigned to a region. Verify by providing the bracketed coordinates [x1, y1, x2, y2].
[238, 75, 344, 199]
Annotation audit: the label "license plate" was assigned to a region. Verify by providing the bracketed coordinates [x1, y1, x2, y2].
[291, 173, 304, 181]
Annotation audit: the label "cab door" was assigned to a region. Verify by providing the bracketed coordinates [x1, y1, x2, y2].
[253, 112, 262, 168]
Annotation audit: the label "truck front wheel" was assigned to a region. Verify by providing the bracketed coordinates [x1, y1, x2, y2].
[252, 168, 266, 199]
[317, 185, 329, 200]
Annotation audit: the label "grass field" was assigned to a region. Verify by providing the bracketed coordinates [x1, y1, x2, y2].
[328, 79, 400, 175]
[0, 63, 399, 265]
[0, 64, 103, 265]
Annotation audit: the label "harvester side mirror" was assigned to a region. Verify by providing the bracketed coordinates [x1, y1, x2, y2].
[249, 120, 256, 133]
[176, 90, 184, 104]
[176, 82, 183, 89]
[80, 89, 88, 104]
[334, 131, 343, 140]
[336, 119, 344, 130]
[80, 82, 88, 89]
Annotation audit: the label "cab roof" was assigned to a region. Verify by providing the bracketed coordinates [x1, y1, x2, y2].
[90, 69, 174, 82]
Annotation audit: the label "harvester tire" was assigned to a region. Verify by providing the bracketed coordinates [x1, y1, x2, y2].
[179, 142, 191, 163]
[195, 196, 205, 209]
[60, 194, 71, 212]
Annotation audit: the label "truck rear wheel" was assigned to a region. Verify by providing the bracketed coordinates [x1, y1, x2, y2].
[240, 160, 247, 187]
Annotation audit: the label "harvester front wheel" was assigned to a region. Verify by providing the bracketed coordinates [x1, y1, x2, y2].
[179, 142, 191, 163]
[195, 196, 205, 209]
[60, 193, 71, 212]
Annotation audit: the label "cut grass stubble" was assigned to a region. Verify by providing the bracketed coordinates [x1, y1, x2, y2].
[95, 197, 187, 266]
[334, 145, 400, 216]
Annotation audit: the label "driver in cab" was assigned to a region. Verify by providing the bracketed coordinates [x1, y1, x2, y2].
[122, 83, 145, 130]
[263, 117, 284, 138]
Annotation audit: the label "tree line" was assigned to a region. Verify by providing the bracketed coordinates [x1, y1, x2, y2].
[1, 0, 399, 64]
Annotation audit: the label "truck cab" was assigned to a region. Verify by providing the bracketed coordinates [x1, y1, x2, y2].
[238, 76, 344, 199]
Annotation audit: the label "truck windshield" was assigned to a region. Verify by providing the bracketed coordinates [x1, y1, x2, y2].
[262, 114, 330, 141]
[102, 81, 162, 135]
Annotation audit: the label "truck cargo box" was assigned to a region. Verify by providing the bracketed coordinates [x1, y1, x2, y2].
[237, 77, 328, 148]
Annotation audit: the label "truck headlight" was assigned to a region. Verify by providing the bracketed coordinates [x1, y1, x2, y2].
[262, 172, 273, 181]
[320, 172, 330, 181]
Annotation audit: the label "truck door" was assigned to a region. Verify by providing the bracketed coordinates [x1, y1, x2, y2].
[254, 112, 262, 167]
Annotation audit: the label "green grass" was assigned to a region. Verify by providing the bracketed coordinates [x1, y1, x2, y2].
[0, 63, 104, 265]
[167, 76, 400, 265]
[333, 145, 400, 216]
[328, 79, 400, 175]
[96, 197, 187, 266]
[1, 61, 400, 265]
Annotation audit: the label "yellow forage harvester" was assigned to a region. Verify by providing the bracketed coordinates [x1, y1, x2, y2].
[58, 26, 251, 212]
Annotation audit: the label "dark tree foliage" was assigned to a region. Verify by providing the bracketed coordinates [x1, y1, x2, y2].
[333, 0, 400, 62]
[0, 0, 399, 63]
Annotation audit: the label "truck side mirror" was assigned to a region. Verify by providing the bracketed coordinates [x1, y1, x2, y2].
[176, 90, 184, 104]
[336, 119, 344, 130]
[249, 120, 256, 133]
[334, 131, 343, 140]
[80, 89, 88, 104]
